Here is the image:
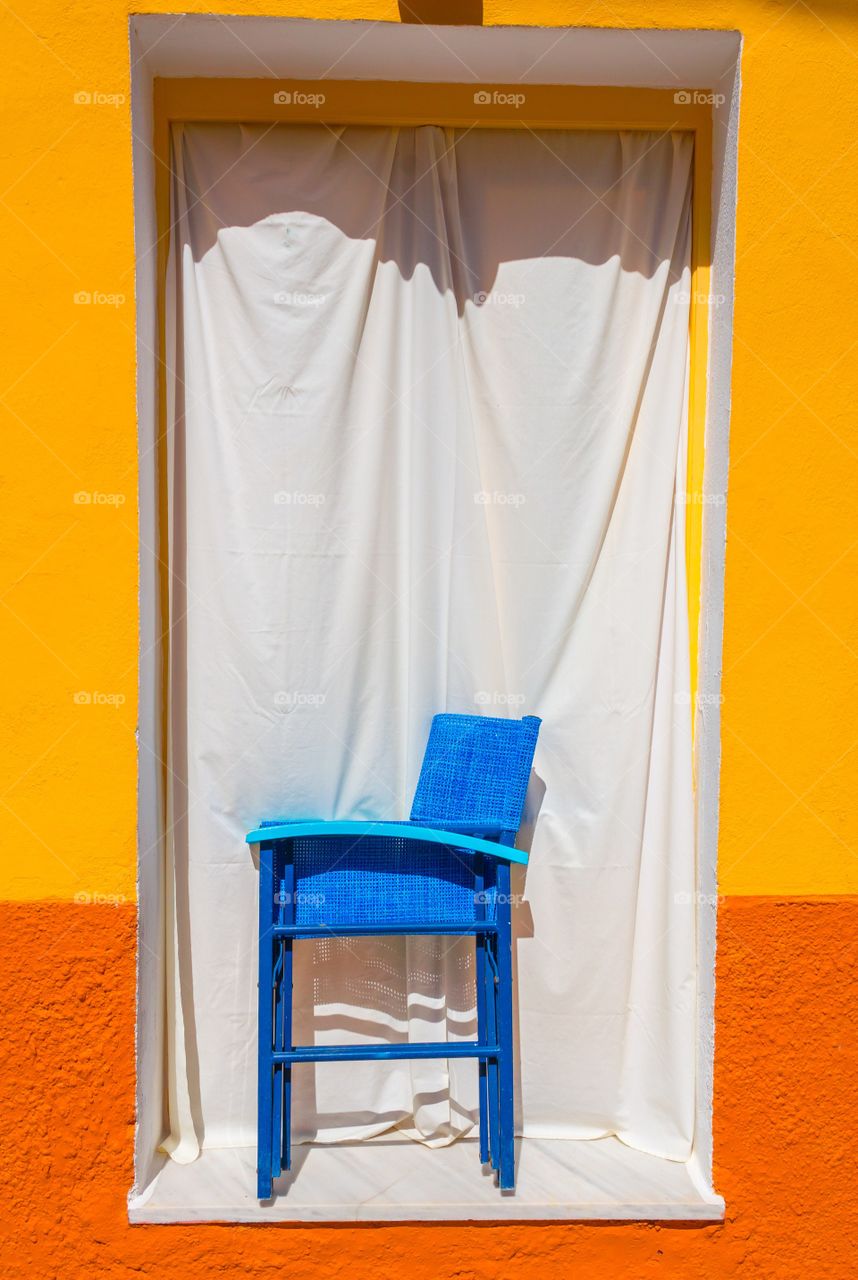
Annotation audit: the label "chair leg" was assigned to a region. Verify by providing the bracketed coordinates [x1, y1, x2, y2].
[281, 845, 295, 1172]
[495, 864, 515, 1190]
[281, 938, 293, 1171]
[475, 931, 490, 1165]
[485, 935, 500, 1171]
[271, 941, 283, 1181]
[257, 844, 275, 1199]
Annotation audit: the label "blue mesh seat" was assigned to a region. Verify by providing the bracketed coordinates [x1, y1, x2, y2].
[289, 836, 478, 927]
[246, 712, 541, 1198]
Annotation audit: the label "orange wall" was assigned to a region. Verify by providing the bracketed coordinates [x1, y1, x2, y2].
[2, 897, 856, 1277]
[1, 1, 857, 1275]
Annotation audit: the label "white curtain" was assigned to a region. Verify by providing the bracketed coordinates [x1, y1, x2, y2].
[163, 121, 695, 1166]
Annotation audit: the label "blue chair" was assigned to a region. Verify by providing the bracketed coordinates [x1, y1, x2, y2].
[246, 712, 541, 1198]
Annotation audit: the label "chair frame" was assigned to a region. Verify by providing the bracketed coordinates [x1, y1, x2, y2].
[248, 714, 539, 1200]
[251, 822, 520, 1198]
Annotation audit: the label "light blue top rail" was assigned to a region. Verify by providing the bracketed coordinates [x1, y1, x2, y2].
[244, 819, 529, 866]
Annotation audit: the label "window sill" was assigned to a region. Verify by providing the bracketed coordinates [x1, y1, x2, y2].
[128, 1136, 724, 1223]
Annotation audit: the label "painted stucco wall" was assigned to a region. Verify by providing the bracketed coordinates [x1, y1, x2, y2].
[1, 2, 856, 1276]
[1, 897, 855, 1277]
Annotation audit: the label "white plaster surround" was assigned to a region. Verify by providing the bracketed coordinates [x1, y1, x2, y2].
[129, 14, 739, 1223]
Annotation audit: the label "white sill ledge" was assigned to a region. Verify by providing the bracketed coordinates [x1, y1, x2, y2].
[128, 1135, 725, 1223]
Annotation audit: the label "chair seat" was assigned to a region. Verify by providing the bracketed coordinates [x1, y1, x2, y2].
[288, 833, 490, 927]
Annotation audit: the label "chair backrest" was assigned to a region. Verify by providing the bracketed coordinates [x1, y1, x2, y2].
[410, 713, 541, 835]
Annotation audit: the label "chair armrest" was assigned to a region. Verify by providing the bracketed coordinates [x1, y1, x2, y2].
[245, 819, 528, 866]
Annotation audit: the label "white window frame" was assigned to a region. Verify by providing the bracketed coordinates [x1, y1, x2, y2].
[129, 14, 740, 1223]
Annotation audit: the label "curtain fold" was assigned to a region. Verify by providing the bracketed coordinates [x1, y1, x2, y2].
[163, 121, 695, 1163]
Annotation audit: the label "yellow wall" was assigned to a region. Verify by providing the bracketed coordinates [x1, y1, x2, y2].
[1, 1, 856, 902]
